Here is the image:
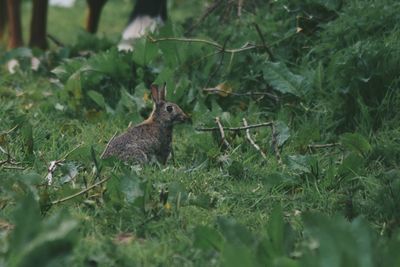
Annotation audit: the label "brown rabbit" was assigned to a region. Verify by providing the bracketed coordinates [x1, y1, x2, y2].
[101, 83, 189, 164]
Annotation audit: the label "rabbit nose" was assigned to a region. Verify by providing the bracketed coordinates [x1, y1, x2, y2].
[180, 112, 191, 123]
[186, 115, 192, 124]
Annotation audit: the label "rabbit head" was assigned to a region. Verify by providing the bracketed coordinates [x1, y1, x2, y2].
[149, 83, 189, 126]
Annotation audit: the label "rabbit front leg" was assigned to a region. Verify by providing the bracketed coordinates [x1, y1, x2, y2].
[156, 144, 171, 165]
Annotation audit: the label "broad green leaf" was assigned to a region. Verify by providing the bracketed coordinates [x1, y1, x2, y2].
[87, 90, 106, 108]
[64, 72, 82, 110]
[285, 155, 315, 174]
[338, 152, 364, 177]
[340, 133, 371, 156]
[217, 217, 254, 247]
[221, 244, 256, 267]
[275, 121, 290, 147]
[20, 121, 34, 156]
[131, 37, 158, 66]
[263, 62, 308, 96]
[120, 174, 143, 203]
[8, 194, 78, 267]
[302, 213, 374, 267]
[193, 226, 223, 251]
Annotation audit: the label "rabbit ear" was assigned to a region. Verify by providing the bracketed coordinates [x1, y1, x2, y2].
[159, 82, 167, 101]
[150, 84, 159, 103]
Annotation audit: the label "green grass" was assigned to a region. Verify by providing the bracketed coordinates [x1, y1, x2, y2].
[1, 0, 400, 266]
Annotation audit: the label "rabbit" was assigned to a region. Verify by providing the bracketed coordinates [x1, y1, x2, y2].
[101, 83, 189, 164]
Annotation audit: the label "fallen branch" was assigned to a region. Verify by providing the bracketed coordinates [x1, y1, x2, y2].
[50, 175, 112, 206]
[47, 33, 65, 47]
[215, 117, 231, 148]
[196, 121, 273, 132]
[0, 145, 21, 168]
[203, 87, 278, 101]
[253, 23, 275, 61]
[148, 35, 261, 54]
[243, 118, 266, 159]
[308, 143, 341, 151]
[204, 36, 231, 88]
[100, 131, 118, 159]
[308, 143, 340, 149]
[0, 125, 18, 135]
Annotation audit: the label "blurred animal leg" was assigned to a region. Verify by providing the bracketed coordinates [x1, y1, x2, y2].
[29, 0, 48, 49]
[29, 0, 49, 49]
[85, 0, 107, 33]
[0, 0, 7, 41]
[118, 0, 167, 51]
[6, 0, 23, 49]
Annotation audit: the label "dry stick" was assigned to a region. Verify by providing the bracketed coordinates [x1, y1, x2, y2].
[203, 87, 279, 101]
[47, 33, 65, 47]
[196, 121, 273, 132]
[271, 123, 282, 165]
[308, 143, 341, 149]
[147, 35, 261, 54]
[243, 118, 266, 159]
[0, 144, 20, 167]
[204, 36, 230, 88]
[215, 117, 231, 148]
[0, 125, 18, 135]
[50, 175, 112, 206]
[253, 23, 275, 61]
[100, 131, 118, 158]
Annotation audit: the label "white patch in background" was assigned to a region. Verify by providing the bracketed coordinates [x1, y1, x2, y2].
[49, 0, 76, 8]
[7, 59, 19, 74]
[6, 57, 41, 74]
[118, 15, 163, 52]
[31, 57, 40, 71]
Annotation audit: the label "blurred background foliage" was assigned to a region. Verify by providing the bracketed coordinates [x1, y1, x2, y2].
[1, 0, 400, 266]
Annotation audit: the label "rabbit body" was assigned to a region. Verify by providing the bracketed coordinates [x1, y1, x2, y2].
[102, 84, 188, 164]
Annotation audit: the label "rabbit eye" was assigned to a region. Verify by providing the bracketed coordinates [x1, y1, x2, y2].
[166, 105, 173, 113]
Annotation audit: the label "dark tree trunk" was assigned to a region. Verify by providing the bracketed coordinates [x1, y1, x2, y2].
[29, 0, 48, 49]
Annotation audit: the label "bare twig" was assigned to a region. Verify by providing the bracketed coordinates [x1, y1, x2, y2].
[204, 36, 230, 88]
[2, 165, 26, 170]
[100, 131, 118, 159]
[50, 175, 112, 206]
[0, 125, 18, 135]
[215, 117, 231, 148]
[0, 144, 21, 168]
[203, 87, 278, 101]
[196, 121, 273, 132]
[147, 35, 261, 54]
[243, 118, 266, 159]
[253, 23, 275, 61]
[47, 34, 65, 47]
[308, 143, 341, 151]
[271, 123, 282, 165]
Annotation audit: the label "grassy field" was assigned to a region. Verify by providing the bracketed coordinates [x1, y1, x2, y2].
[1, 0, 400, 266]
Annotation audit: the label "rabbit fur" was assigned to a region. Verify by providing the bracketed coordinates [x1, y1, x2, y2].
[101, 83, 189, 164]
